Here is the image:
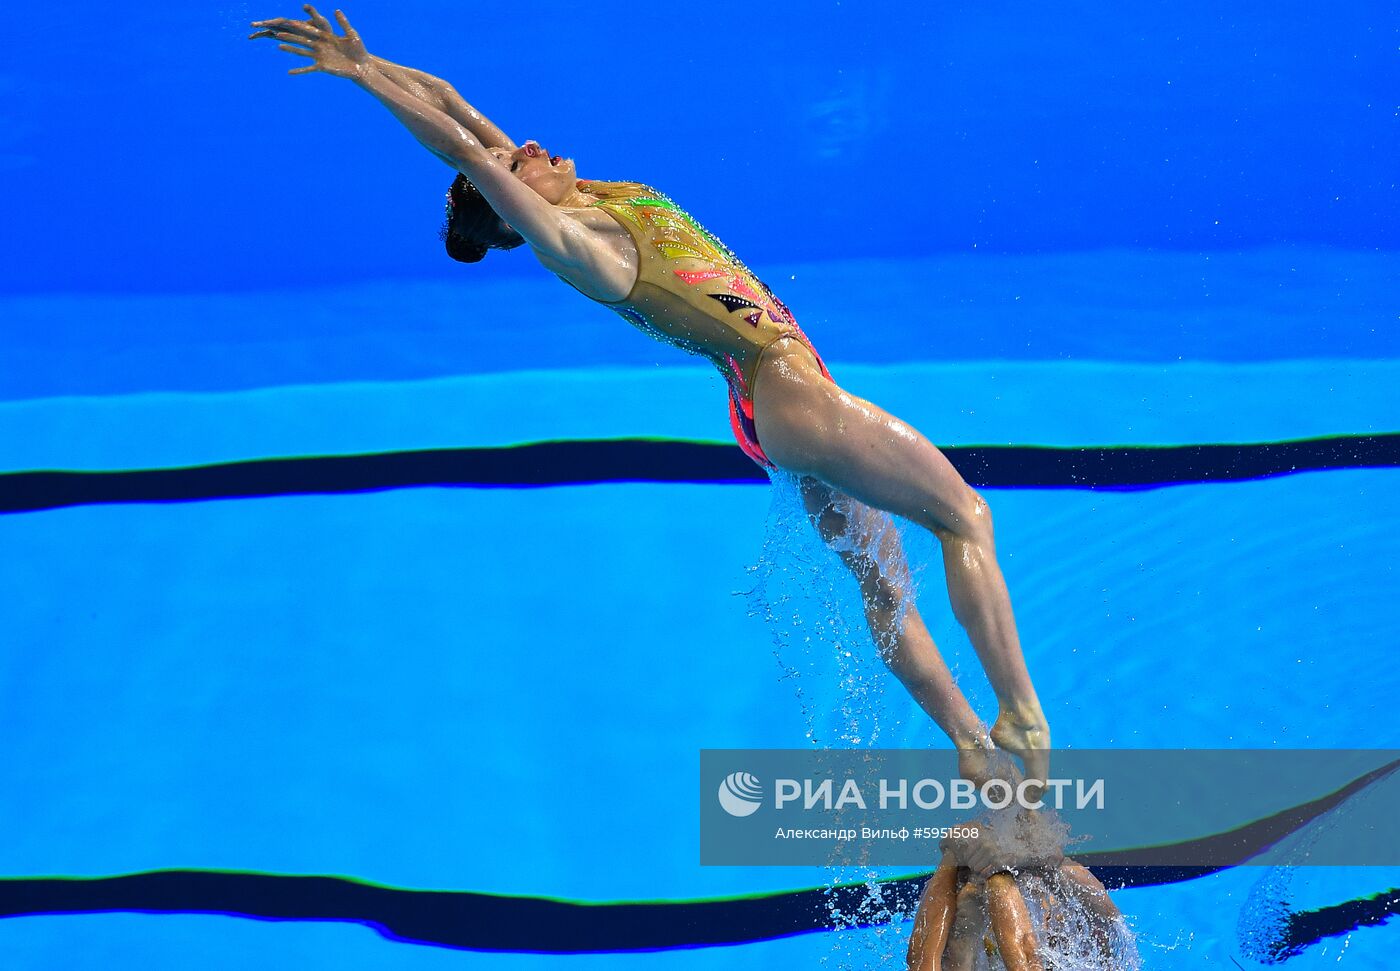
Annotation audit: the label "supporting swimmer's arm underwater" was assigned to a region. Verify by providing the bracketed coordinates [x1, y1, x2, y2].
[907, 857, 959, 970]
[907, 855, 1046, 971]
[908, 830, 1125, 971]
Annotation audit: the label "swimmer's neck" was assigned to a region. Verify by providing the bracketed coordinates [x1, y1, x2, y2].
[557, 179, 604, 210]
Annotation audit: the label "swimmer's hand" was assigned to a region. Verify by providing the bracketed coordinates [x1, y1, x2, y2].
[250, 5, 371, 81]
[942, 813, 1064, 881]
[957, 739, 1022, 791]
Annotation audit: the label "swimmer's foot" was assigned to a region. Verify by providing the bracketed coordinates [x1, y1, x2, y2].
[956, 734, 998, 789]
[991, 708, 1051, 790]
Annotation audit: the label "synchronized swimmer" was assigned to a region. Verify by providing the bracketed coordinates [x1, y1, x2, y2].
[908, 832, 1124, 971]
[250, 8, 1083, 966]
[250, 4, 1051, 790]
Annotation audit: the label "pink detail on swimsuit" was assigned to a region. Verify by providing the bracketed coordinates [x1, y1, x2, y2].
[728, 277, 764, 302]
[673, 269, 728, 285]
[728, 394, 771, 468]
[585, 182, 835, 472]
[728, 337, 837, 472]
[725, 353, 748, 393]
[737, 392, 755, 420]
[770, 295, 797, 325]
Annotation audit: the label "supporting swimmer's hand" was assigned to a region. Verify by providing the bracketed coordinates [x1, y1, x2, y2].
[943, 830, 1018, 882]
[942, 811, 1064, 882]
[249, 5, 370, 81]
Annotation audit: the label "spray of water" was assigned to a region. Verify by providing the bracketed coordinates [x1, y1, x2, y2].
[743, 469, 910, 748]
[742, 471, 926, 966]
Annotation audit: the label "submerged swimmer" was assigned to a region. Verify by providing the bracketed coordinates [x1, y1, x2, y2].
[908, 835, 1124, 971]
[250, 7, 1052, 784]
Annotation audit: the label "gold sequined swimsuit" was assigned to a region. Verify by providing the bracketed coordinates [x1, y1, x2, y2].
[562, 179, 832, 469]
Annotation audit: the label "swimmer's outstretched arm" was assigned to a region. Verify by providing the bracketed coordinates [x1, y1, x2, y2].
[355, 71, 590, 260]
[250, 7, 595, 263]
[940, 882, 985, 971]
[366, 56, 518, 151]
[251, 7, 517, 155]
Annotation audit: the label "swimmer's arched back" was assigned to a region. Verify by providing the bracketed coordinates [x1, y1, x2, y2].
[249, 2, 1052, 795]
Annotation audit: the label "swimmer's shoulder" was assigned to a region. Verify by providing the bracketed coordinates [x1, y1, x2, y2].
[536, 181, 645, 302]
[575, 179, 665, 205]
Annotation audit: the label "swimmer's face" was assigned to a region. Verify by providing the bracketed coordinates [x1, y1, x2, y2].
[490, 140, 577, 204]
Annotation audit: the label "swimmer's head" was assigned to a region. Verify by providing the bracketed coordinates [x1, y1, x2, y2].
[440, 174, 525, 263]
[490, 140, 577, 202]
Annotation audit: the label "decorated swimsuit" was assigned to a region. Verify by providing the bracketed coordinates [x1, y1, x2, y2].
[566, 179, 831, 470]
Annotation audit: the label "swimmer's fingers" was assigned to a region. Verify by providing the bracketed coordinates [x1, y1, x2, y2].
[304, 4, 336, 33]
[249, 17, 319, 40]
[248, 29, 314, 47]
[247, 8, 346, 44]
[334, 9, 359, 36]
[332, 9, 367, 51]
[945, 829, 1018, 881]
[275, 43, 321, 75]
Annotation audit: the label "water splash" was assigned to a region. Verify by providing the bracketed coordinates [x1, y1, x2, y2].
[1023, 867, 1143, 971]
[1236, 774, 1365, 965]
[819, 865, 916, 971]
[743, 469, 935, 748]
[743, 473, 1145, 968]
[1238, 866, 1296, 965]
[742, 471, 923, 967]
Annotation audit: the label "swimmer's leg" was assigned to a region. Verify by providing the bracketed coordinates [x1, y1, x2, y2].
[755, 338, 1050, 782]
[799, 478, 990, 766]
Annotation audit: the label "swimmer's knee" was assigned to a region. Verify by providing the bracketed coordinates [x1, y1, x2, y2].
[865, 583, 907, 633]
[802, 497, 849, 548]
[933, 488, 994, 546]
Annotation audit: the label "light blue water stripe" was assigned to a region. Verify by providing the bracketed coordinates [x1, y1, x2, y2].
[3, 249, 1395, 402]
[0, 361, 1395, 474]
[2, 473, 1395, 901]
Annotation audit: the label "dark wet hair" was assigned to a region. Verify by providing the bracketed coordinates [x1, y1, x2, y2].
[439, 174, 526, 263]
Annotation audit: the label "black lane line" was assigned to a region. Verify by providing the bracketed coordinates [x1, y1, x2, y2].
[1081, 757, 1399, 882]
[1, 759, 1393, 954]
[2, 434, 1397, 514]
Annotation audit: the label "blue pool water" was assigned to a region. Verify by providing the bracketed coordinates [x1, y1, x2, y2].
[2, 1, 1398, 968]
